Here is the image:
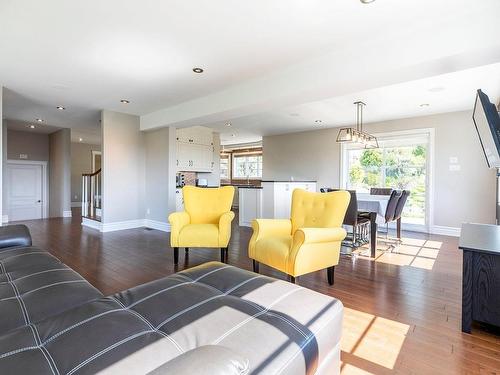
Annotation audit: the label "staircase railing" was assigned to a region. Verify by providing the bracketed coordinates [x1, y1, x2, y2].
[82, 169, 101, 220]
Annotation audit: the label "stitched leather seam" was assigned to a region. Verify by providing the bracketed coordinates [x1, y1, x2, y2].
[9, 280, 30, 325]
[122, 265, 232, 309]
[38, 347, 57, 375]
[212, 288, 303, 345]
[155, 275, 263, 330]
[0, 268, 70, 284]
[180, 275, 309, 339]
[0, 251, 50, 261]
[40, 345, 60, 375]
[275, 306, 341, 375]
[66, 330, 155, 375]
[14, 280, 87, 300]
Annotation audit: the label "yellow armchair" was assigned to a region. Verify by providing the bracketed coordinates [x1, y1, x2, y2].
[248, 189, 350, 285]
[168, 186, 235, 264]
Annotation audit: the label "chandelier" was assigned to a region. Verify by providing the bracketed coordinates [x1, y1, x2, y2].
[336, 101, 378, 148]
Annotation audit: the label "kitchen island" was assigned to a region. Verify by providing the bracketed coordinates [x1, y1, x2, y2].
[238, 186, 263, 227]
[237, 180, 317, 226]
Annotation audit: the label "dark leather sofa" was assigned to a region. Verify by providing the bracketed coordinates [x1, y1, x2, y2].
[0, 225, 343, 374]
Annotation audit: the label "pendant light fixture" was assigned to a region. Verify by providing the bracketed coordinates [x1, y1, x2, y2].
[336, 101, 379, 149]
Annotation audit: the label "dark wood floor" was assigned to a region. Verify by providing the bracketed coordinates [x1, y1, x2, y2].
[13, 210, 500, 374]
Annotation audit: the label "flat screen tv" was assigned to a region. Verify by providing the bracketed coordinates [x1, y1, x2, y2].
[473, 89, 500, 169]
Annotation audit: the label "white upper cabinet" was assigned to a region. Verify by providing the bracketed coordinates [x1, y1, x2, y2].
[177, 126, 214, 146]
[176, 126, 214, 172]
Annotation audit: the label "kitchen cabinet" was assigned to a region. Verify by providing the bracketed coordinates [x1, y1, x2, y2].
[176, 126, 214, 172]
[238, 187, 262, 227]
[262, 181, 317, 219]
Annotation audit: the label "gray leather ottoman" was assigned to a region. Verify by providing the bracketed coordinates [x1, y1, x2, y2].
[0, 225, 343, 374]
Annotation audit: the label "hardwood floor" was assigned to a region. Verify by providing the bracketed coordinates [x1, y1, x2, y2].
[12, 210, 500, 374]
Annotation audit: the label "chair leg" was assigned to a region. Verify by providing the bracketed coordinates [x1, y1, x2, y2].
[173, 247, 179, 265]
[220, 248, 226, 263]
[289, 275, 296, 284]
[253, 260, 259, 273]
[185, 247, 189, 253]
[327, 266, 335, 286]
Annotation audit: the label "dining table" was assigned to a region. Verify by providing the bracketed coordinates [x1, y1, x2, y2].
[356, 193, 391, 258]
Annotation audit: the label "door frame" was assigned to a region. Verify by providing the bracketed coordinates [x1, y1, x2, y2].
[91, 150, 101, 173]
[6, 160, 49, 220]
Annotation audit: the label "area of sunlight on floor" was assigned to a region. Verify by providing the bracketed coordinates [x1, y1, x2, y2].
[340, 307, 410, 374]
[374, 238, 442, 271]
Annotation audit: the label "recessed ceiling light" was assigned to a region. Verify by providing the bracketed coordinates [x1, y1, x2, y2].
[29, 125, 35, 129]
[360, 0, 376, 3]
[192, 67, 204, 73]
[56, 106, 66, 110]
[79, 138, 83, 142]
[420, 103, 430, 107]
[225, 122, 232, 127]
[35, 118, 43, 122]
[120, 99, 130, 104]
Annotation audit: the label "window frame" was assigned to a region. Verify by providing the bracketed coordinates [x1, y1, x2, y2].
[340, 128, 435, 233]
[219, 147, 263, 184]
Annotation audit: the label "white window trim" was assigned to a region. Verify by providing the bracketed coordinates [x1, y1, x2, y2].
[232, 153, 263, 179]
[340, 128, 435, 233]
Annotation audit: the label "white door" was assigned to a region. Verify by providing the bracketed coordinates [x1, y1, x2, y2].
[7, 163, 43, 221]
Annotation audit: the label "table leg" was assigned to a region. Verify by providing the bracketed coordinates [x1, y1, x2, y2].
[397, 218, 402, 240]
[370, 212, 377, 258]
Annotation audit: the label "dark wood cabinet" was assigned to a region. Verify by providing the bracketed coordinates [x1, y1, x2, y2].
[459, 223, 500, 333]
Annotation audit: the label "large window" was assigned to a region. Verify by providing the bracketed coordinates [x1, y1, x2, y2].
[220, 153, 230, 180]
[344, 132, 431, 226]
[233, 153, 263, 179]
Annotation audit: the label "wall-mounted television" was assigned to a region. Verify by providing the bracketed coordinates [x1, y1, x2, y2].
[473, 89, 500, 169]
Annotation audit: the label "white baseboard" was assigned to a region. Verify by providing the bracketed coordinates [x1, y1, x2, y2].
[71, 202, 81, 208]
[82, 217, 102, 231]
[2, 215, 8, 224]
[81, 218, 171, 233]
[101, 219, 145, 233]
[63, 210, 72, 218]
[430, 225, 461, 237]
[143, 219, 171, 232]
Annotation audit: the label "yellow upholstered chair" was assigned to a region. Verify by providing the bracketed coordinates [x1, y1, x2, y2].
[248, 189, 350, 285]
[168, 186, 235, 265]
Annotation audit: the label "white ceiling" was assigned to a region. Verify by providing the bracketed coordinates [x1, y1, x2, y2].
[215, 63, 500, 143]
[1, 0, 500, 145]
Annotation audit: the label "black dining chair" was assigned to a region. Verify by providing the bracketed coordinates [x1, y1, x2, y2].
[370, 187, 393, 196]
[320, 188, 370, 248]
[380, 190, 402, 239]
[392, 190, 410, 240]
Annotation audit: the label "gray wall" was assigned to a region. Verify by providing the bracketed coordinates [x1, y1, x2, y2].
[144, 127, 176, 223]
[7, 129, 49, 161]
[71, 142, 100, 204]
[263, 110, 496, 228]
[49, 129, 71, 217]
[101, 110, 145, 223]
